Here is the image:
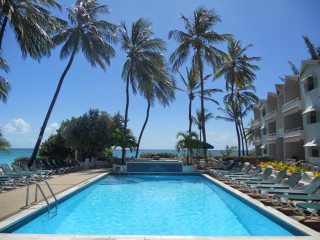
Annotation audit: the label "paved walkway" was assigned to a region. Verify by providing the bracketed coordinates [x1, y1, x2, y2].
[0, 168, 110, 220]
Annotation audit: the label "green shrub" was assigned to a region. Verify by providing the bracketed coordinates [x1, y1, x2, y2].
[139, 152, 178, 158]
[14, 156, 48, 164]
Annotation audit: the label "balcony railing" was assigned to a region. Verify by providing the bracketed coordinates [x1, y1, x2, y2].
[284, 127, 304, 143]
[282, 97, 302, 117]
[265, 110, 277, 123]
[266, 133, 277, 143]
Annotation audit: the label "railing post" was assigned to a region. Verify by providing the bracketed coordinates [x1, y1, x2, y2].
[25, 184, 30, 207]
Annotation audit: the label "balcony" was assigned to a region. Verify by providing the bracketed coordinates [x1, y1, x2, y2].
[266, 133, 277, 143]
[252, 119, 261, 129]
[282, 97, 302, 117]
[265, 110, 277, 123]
[284, 127, 304, 143]
[253, 137, 262, 145]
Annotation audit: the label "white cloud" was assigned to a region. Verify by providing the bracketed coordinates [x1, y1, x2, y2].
[4, 118, 30, 133]
[45, 122, 59, 133]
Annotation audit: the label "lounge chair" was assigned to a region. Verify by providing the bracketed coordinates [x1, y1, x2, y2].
[273, 193, 320, 213]
[255, 172, 302, 191]
[237, 166, 273, 186]
[0, 163, 38, 179]
[211, 162, 240, 177]
[260, 176, 320, 204]
[20, 161, 53, 176]
[294, 202, 320, 220]
[11, 163, 47, 179]
[41, 159, 64, 174]
[208, 159, 233, 171]
[221, 163, 252, 180]
[227, 166, 262, 182]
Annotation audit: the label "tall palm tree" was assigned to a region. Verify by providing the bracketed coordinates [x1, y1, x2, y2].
[0, 0, 64, 59]
[29, 0, 117, 166]
[169, 7, 231, 159]
[0, 127, 10, 154]
[224, 85, 258, 155]
[215, 39, 261, 98]
[135, 71, 175, 158]
[178, 65, 221, 133]
[216, 102, 241, 156]
[0, 55, 10, 103]
[191, 108, 213, 142]
[118, 18, 166, 161]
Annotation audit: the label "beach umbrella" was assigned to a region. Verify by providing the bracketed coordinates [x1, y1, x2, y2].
[202, 142, 214, 149]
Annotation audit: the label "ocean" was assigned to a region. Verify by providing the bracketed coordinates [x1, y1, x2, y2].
[0, 148, 224, 164]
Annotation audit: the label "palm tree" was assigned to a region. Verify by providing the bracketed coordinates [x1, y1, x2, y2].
[29, 0, 117, 166]
[0, 0, 64, 59]
[215, 39, 261, 98]
[191, 109, 214, 142]
[169, 7, 232, 159]
[224, 85, 258, 155]
[118, 18, 166, 160]
[0, 55, 10, 103]
[245, 119, 255, 145]
[0, 127, 10, 154]
[111, 128, 137, 165]
[176, 131, 201, 164]
[135, 70, 175, 158]
[178, 65, 221, 133]
[216, 102, 241, 156]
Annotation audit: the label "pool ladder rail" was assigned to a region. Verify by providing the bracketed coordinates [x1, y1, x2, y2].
[25, 180, 58, 219]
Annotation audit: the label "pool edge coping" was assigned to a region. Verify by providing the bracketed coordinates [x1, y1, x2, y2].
[202, 173, 320, 238]
[0, 172, 319, 240]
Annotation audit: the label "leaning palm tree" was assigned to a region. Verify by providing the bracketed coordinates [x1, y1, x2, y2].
[0, 0, 64, 59]
[178, 65, 221, 133]
[224, 84, 258, 155]
[245, 119, 255, 145]
[135, 70, 175, 158]
[216, 102, 241, 156]
[0, 55, 10, 103]
[191, 108, 214, 142]
[118, 18, 166, 160]
[29, 0, 117, 166]
[0, 127, 10, 154]
[169, 7, 232, 159]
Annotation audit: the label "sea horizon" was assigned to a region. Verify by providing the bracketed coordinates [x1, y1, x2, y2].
[0, 148, 229, 164]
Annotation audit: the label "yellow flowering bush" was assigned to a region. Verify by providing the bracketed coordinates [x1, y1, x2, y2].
[259, 161, 320, 177]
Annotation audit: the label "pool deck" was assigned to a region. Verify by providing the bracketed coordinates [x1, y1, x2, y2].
[0, 169, 320, 240]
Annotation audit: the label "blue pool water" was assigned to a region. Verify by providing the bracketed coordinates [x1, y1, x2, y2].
[12, 175, 298, 236]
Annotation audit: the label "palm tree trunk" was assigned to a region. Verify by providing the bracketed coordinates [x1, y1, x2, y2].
[239, 120, 245, 156]
[235, 121, 241, 156]
[198, 54, 207, 160]
[123, 74, 130, 162]
[29, 49, 77, 167]
[135, 98, 151, 158]
[199, 128, 202, 142]
[240, 116, 249, 156]
[188, 97, 192, 134]
[0, 16, 8, 50]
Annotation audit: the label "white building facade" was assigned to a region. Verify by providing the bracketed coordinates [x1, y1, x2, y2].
[253, 60, 320, 167]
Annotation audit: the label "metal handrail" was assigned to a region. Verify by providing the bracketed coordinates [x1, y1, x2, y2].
[283, 97, 301, 107]
[25, 180, 58, 218]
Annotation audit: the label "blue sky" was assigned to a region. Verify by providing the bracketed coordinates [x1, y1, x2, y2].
[1, 0, 320, 150]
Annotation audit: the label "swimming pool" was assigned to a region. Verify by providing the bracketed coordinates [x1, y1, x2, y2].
[0, 174, 309, 236]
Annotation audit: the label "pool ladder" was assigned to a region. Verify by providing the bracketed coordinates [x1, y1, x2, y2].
[25, 180, 58, 219]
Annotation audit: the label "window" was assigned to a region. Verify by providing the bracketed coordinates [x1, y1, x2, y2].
[311, 147, 319, 157]
[307, 78, 315, 91]
[310, 111, 317, 124]
[262, 109, 266, 116]
[263, 147, 267, 155]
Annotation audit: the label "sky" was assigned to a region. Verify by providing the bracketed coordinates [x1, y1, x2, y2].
[0, 0, 320, 150]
